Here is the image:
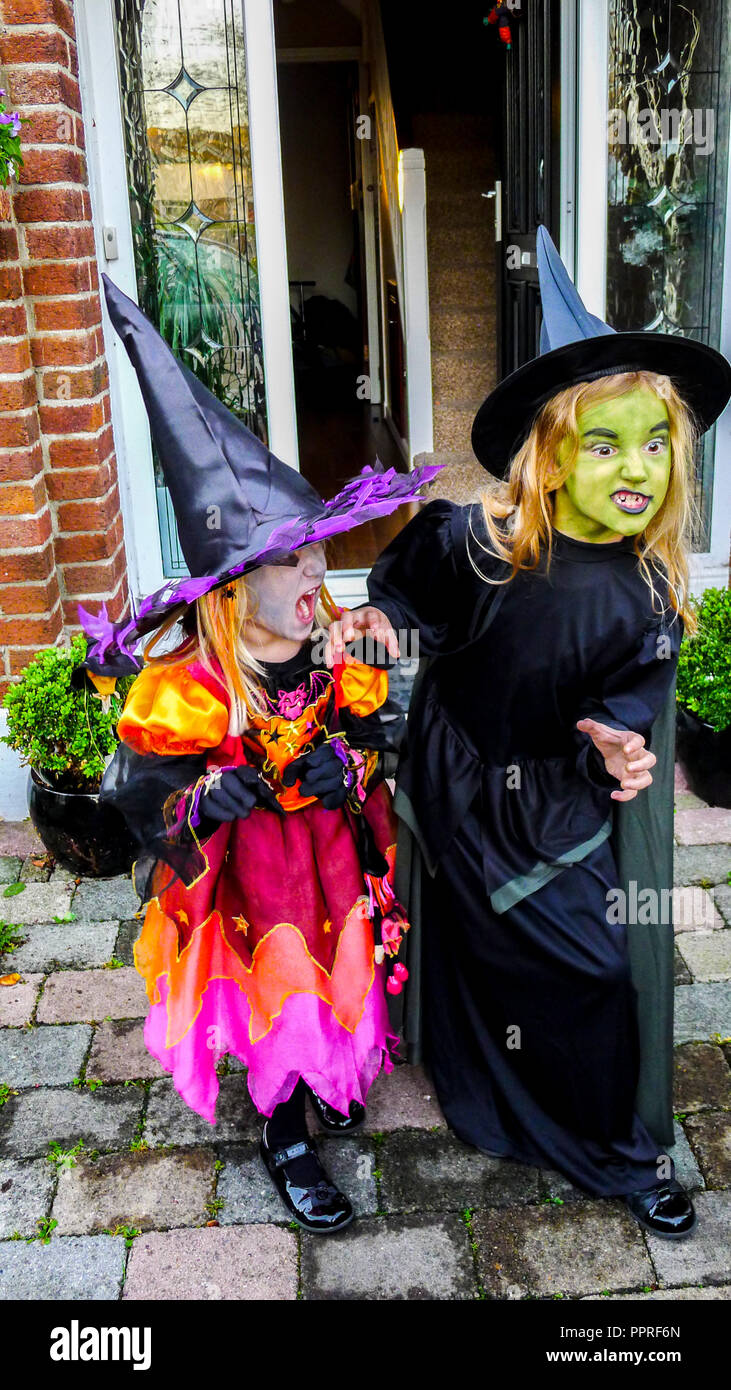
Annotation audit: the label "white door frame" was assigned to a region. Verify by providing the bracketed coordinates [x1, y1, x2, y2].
[75, 0, 300, 606]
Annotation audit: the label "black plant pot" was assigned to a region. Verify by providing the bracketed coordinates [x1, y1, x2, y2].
[676, 706, 731, 810]
[27, 767, 136, 878]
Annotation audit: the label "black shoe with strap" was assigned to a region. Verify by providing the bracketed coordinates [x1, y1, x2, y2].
[624, 1181, 697, 1239]
[308, 1088, 366, 1133]
[260, 1122, 354, 1235]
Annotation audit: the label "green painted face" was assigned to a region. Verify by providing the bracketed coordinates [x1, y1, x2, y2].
[552, 387, 672, 542]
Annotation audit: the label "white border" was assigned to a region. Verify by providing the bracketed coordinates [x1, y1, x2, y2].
[241, 0, 299, 467]
[574, 0, 609, 318]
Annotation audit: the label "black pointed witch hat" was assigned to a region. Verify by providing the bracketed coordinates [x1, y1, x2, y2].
[471, 225, 731, 478]
[79, 277, 440, 673]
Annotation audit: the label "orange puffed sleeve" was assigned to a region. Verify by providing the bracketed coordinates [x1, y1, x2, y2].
[117, 664, 229, 756]
[335, 660, 388, 717]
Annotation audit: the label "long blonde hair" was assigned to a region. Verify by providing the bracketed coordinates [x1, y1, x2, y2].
[472, 370, 699, 631]
[141, 574, 338, 732]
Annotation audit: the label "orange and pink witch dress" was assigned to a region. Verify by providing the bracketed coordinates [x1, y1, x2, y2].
[101, 639, 408, 1124]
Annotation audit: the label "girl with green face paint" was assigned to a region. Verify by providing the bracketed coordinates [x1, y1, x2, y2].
[339, 361, 710, 1241]
[553, 386, 673, 543]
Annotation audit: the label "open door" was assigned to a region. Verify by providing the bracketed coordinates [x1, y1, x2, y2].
[498, 0, 561, 377]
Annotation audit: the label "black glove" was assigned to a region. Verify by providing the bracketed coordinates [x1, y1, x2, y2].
[282, 741, 349, 810]
[200, 765, 280, 824]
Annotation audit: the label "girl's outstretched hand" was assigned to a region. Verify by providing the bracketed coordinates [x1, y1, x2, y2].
[576, 718, 657, 802]
[323, 606, 400, 668]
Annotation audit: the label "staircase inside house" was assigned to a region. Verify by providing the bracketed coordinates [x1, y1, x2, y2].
[412, 111, 499, 506]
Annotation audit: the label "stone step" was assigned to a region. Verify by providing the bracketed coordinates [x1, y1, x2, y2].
[430, 306, 495, 353]
[428, 221, 494, 265]
[426, 192, 492, 231]
[430, 263, 495, 309]
[433, 401, 483, 454]
[424, 148, 495, 193]
[432, 349, 495, 403]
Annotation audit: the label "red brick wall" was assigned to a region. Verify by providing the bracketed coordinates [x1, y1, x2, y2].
[0, 0, 130, 697]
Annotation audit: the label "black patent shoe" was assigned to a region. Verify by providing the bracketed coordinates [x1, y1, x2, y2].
[308, 1088, 366, 1133]
[260, 1123, 354, 1235]
[624, 1181, 697, 1239]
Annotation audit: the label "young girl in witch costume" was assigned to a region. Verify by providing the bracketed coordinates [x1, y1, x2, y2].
[335, 228, 731, 1238]
[81, 279, 437, 1234]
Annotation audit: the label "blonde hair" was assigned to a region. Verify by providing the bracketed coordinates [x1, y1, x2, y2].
[472, 370, 699, 632]
[141, 573, 338, 732]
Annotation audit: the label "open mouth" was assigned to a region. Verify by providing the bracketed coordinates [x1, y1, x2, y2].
[295, 585, 321, 625]
[611, 490, 652, 515]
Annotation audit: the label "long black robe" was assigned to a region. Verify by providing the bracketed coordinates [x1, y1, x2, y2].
[368, 500, 680, 1196]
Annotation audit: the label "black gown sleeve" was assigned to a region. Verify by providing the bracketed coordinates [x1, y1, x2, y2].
[575, 609, 683, 790]
[99, 741, 216, 901]
[366, 499, 464, 656]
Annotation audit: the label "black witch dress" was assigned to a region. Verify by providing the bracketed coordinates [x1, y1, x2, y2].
[368, 499, 681, 1196]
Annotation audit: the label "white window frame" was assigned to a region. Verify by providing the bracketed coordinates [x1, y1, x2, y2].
[75, 0, 299, 608]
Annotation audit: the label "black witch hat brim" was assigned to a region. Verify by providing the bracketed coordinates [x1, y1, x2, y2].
[471, 331, 731, 478]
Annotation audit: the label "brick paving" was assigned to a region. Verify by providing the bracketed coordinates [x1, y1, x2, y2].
[0, 776, 729, 1301]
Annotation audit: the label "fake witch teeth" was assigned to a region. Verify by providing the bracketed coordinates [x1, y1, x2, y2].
[611, 490, 651, 514]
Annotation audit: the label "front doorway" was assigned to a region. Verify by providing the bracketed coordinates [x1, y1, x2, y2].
[275, 54, 408, 571]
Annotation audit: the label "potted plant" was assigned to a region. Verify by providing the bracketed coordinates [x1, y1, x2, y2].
[1, 634, 136, 876]
[676, 586, 731, 809]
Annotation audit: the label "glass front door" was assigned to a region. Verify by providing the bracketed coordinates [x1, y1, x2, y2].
[114, 0, 266, 577]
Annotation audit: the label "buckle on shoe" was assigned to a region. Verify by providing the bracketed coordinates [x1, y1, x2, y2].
[272, 1140, 311, 1168]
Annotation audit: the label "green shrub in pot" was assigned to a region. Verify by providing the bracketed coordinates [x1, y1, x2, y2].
[676, 586, 731, 808]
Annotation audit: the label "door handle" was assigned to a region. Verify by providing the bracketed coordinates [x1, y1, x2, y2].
[481, 180, 502, 243]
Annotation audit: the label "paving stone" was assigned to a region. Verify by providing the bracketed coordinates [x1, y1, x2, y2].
[584, 1286, 731, 1300]
[0, 823, 43, 858]
[667, 1118, 705, 1192]
[674, 792, 708, 812]
[52, 1148, 216, 1234]
[36, 967, 147, 1023]
[0, 881, 72, 924]
[714, 885, 731, 926]
[19, 856, 51, 883]
[380, 1129, 542, 1213]
[674, 983, 731, 1043]
[684, 1113, 731, 1188]
[674, 1042, 731, 1113]
[675, 808, 731, 846]
[0, 1233, 126, 1300]
[87, 1019, 163, 1083]
[0, 1157, 56, 1237]
[0, 973, 43, 1027]
[362, 1063, 447, 1133]
[674, 948, 692, 985]
[123, 1223, 298, 1301]
[647, 1191, 731, 1287]
[677, 930, 731, 982]
[472, 1200, 653, 1298]
[145, 1075, 260, 1147]
[217, 1143, 284, 1225]
[0, 1084, 144, 1160]
[72, 876, 140, 922]
[114, 919, 141, 967]
[674, 764, 690, 793]
[672, 887, 723, 932]
[674, 846, 731, 887]
[0, 1024, 91, 1087]
[217, 1135, 377, 1224]
[0, 857, 22, 884]
[9, 921, 119, 973]
[301, 1213, 477, 1300]
[49, 865, 78, 885]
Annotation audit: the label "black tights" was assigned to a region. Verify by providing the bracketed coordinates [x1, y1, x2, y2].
[264, 1080, 324, 1185]
[266, 1078, 309, 1148]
